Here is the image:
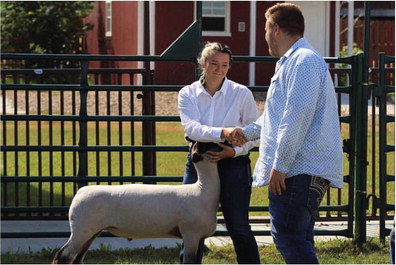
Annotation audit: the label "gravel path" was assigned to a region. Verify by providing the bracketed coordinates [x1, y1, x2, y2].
[1, 90, 265, 116]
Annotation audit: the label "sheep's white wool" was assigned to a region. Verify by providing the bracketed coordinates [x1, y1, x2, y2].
[52, 142, 221, 264]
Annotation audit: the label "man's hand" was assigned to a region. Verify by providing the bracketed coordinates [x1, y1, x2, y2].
[230, 128, 248, 146]
[269, 169, 286, 195]
[221, 127, 247, 147]
[207, 143, 235, 162]
[221, 127, 235, 139]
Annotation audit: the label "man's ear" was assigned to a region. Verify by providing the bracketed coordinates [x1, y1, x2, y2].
[273, 23, 281, 36]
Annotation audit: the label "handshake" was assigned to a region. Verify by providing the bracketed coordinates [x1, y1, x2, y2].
[221, 127, 248, 147]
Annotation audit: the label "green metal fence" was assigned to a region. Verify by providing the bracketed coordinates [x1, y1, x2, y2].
[1, 50, 365, 238]
[0, 52, 393, 241]
[378, 53, 395, 241]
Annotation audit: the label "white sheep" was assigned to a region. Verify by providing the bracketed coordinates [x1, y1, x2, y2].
[52, 141, 222, 264]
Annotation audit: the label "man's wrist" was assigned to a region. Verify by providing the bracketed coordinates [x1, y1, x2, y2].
[242, 123, 261, 141]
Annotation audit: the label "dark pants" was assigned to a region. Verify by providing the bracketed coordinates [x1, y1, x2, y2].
[269, 174, 329, 264]
[179, 154, 260, 264]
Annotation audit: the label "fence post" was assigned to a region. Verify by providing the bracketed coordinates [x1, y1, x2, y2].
[77, 60, 89, 188]
[142, 1, 156, 178]
[378, 52, 387, 242]
[353, 53, 368, 244]
[363, 1, 370, 85]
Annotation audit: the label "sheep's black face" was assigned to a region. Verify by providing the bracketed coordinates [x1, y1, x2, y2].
[189, 142, 223, 163]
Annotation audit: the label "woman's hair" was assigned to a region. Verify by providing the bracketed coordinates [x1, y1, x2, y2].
[265, 3, 304, 37]
[198, 42, 232, 83]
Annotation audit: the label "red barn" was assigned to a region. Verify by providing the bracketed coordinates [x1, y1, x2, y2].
[84, 1, 394, 86]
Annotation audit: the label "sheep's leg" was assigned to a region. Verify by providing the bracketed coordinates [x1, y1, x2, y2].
[52, 240, 73, 264]
[179, 242, 185, 264]
[73, 231, 101, 264]
[182, 236, 201, 264]
[195, 238, 205, 263]
[52, 231, 101, 264]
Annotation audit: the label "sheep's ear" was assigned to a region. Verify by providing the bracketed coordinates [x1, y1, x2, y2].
[192, 152, 202, 163]
[190, 142, 203, 163]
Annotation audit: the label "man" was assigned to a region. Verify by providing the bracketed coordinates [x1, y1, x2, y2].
[223, 3, 343, 264]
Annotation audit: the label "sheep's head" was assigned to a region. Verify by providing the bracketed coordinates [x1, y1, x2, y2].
[189, 141, 223, 163]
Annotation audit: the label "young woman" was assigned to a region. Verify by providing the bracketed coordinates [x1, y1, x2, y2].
[178, 42, 260, 264]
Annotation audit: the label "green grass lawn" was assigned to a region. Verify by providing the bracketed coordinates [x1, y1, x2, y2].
[1, 238, 391, 264]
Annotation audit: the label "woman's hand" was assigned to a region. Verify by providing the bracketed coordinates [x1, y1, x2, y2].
[207, 143, 235, 162]
[221, 127, 247, 147]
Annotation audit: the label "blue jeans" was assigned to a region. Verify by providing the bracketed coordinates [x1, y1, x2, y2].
[269, 174, 329, 264]
[180, 154, 260, 264]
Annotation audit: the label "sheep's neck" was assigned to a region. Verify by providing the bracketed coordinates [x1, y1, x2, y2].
[194, 160, 220, 199]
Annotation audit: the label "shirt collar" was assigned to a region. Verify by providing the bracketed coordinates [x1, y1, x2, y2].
[196, 77, 229, 97]
[283, 37, 307, 59]
[196, 79, 205, 96]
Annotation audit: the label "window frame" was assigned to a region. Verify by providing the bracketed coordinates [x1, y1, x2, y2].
[196, 1, 231, 37]
[105, 1, 112, 37]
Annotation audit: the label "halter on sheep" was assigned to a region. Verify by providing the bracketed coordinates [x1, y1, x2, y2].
[52, 141, 222, 264]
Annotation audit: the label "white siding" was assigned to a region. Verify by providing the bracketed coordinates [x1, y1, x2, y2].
[291, 1, 330, 56]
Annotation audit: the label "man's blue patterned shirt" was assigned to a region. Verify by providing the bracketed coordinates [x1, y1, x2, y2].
[243, 38, 343, 188]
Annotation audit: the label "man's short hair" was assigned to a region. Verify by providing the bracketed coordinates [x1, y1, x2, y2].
[265, 3, 305, 37]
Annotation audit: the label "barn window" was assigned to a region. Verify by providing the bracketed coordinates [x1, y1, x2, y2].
[200, 1, 231, 36]
[105, 1, 112, 37]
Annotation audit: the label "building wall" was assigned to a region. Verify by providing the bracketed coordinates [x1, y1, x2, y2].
[84, 2, 103, 63]
[154, 1, 196, 85]
[204, 1, 251, 85]
[339, 0, 395, 64]
[255, 1, 277, 86]
[111, 1, 139, 69]
[340, 18, 395, 65]
[153, 1, 276, 86]
[84, 1, 139, 83]
[294, 1, 331, 57]
[84, 1, 339, 86]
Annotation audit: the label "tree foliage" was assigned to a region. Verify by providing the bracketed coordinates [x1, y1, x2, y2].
[1, 1, 93, 54]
